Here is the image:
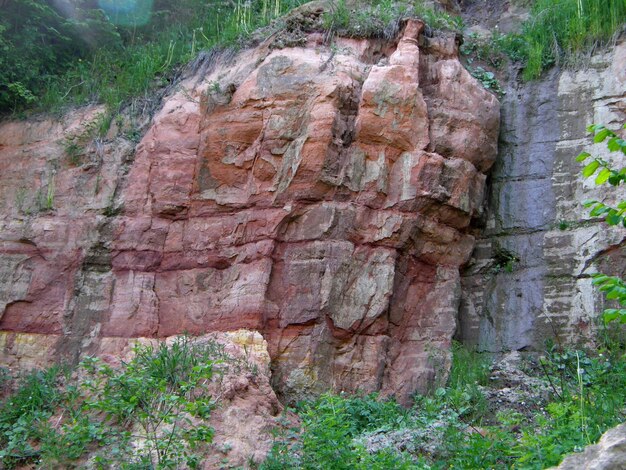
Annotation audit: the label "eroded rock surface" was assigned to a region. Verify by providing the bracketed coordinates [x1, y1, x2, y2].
[0, 19, 499, 404]
[460, 42, 626, 351]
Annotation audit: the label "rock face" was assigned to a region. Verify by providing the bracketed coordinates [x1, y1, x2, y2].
[0, 18, 499, 404]
[553, 422, 626, 470]
[460, 42, 626, 351]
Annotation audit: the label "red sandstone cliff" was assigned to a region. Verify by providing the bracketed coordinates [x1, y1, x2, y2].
[0, 16, 499, 404]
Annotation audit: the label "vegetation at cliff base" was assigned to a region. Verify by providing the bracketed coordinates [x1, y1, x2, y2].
[1, 340, 624, 468]
[0, 337, 222, 469]
[261, 340, 626, 469]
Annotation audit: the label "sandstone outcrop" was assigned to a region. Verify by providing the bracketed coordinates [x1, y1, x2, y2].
[0, 17, 499, 404]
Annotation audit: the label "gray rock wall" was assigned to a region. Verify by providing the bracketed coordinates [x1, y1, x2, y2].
[460, 42, 626, 351]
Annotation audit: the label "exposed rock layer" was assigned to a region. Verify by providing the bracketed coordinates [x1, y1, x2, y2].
[460, 42, 626, 351]
[0, 19, 499, 403]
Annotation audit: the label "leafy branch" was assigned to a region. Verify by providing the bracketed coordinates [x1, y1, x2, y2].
[591, 274, 626, 324]
[575, 122, 626, 324]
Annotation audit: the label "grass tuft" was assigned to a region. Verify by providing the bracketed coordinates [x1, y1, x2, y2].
[515, 0, 626, 80]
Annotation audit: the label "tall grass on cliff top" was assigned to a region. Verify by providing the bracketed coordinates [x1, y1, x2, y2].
[54, 0, 305, 112]
[518, 0, 626, 80]
[2, 0, 465, 117]
[0, 0, 304, 116]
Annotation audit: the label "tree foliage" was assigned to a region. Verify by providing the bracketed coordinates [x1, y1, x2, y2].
[0, 0, 303, 115]
[0, 0, 121, 110]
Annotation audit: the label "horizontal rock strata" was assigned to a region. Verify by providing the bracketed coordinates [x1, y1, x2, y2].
[460, 41, 626, 352]
[0, 18, 499, 403]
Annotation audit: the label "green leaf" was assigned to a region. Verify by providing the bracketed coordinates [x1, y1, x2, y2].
[607, 137, 620, 152]
[594, 129, 610, 143]
[590, 204, 610, 217]
[576, 151, 591, 162]
[597, 280, 613, 289]
[595, 168, 611, 185]
[606, 212, 622, 226]
[582, 160, 600, 178]
[603, 310, 619, 323]
[592, 274, 610, 284]
[606, 289, 621, 300]
[608, 174, 622, 186]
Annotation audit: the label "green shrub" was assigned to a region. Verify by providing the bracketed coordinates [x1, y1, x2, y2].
[0, 366, 65, 468]
[0, 337, 222, 469]
[80, 337, 218, 468]
[262, 393, 413, 469]
[515, 347, 626, 467]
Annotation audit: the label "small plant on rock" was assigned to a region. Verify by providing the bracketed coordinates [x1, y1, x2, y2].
[468, 66, 506, 98]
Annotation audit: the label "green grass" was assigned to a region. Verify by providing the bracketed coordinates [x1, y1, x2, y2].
[43, 1, 290, 112]
[1, 0, 307, 118]
[323, 0, 463, 39]
[515, 0, 626, 80]
[447, 342, 491, 389]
